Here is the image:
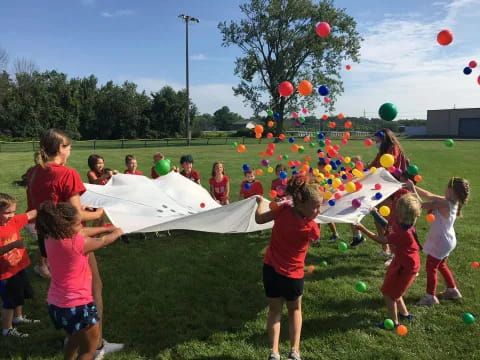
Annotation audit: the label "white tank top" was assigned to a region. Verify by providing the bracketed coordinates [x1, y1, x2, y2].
[423, 201, 457, 260]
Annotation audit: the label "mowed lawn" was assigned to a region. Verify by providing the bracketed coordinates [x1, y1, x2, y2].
[0, 139, 479, 360]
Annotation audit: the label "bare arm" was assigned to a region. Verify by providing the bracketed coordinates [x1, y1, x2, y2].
[354, 223, 388, 244]
[225, 179, 230, 199]
[26, 209, 37, 221]
[83, 227, 123, 254]
[87, 171, 111, 185]
[68, 194, 105, 222]
[255, 196, 275, 224]
[414, 185, 445, 202]
[80, 225, 117, 238]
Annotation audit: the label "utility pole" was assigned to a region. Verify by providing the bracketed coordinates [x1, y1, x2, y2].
[178, 14, 199, 146]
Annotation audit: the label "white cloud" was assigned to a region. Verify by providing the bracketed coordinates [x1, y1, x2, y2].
[101, 9, 135, 18]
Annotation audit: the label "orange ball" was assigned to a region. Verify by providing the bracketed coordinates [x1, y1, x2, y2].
[269, 201, 279, 210]
[259, 152, 266, 157]
[329, 122, 336, 128]
[237, 144, 246, 152]
[304, 155, 312, 162]
[343, 132, 351, 139]
[254, 124, 264, 133]
[322, 114, 329, 121]
[269, 190, 278, 198]
[267, 121, 274, 128]
[291, 144, 299, 152]
[338, 113, 345, 119]
[256, 169, 263, 176]
[426, 213, 436, 223]
[304, 136, 310, 142]
[396, 325, 408, 336]
[414, 175, 422, 183]
[255, 132, 262, 139]
[279, 134, 285, 140]
[344, 121, 352, 129]
[298, 80, 313, 96]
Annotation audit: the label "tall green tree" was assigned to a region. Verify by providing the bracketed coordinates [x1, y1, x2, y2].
[218, 0, 362, 134]
[213, 106, 243, 130]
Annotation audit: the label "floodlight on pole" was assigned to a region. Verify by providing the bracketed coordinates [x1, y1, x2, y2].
[178, 14, 199, 146]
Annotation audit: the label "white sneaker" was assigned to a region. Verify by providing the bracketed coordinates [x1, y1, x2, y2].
[416, 294, 440, 306]
[95, 339, 124, 359]
[12, 315, 40, 325]
[2, 328, 29, 337]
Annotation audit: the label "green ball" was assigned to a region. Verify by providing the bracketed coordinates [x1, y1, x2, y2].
[338, 241, 348, 252]
[231, 141, 238, 148]
[299, 117, 305, 123]
[318, 140, 326, 147]
[154, 159, 171, 176]
[463, 313, 475, 324]
[298, 146, 305, 153]
[384, 319, 395, 330]
[355, 281, 367, 293]
[309, 142, 315, 148]
[378, 103, 398, 121]
[445, 138, 454, 147]
[282, 154, 289, 160]
[407, 164, 419, 176]
[267, 109, 274, 117]
[320, 260, 328, 267]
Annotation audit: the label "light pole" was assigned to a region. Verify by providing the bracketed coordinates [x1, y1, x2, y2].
[178, 14, 199, 146]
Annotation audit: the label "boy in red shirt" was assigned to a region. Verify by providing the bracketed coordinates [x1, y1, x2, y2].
[180, 154, 201, 184]
[151, 152, 164, 179]
[270, 164, 287, 201]
[124, 154, 143, 175]
[0, 193, 38, 337]
[240, 168, 264, 199]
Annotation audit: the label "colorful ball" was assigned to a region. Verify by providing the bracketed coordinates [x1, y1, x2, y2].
[364, 138, 373, 147]
[379, 206, 391, 217]
[351, 199, 361, 208]
[426, 213, 436, 223]
[469, 60, 478, 68]
[407, 165, 419, 176]
[445, 138, 454, 147]
[437, 29, 453, 46]
[462, 313, 475, 324]
[397, 325, 408, 336]
[378, 103, 398, 121]
[278, 81, 294, 97]
[320, 260, 328, 267]
[338, 241, 348, 252]
[316, 22, 331, 37]
[237, 144, 246, 153]
[318, 84, 329, 96]
[154, 159, 171, 176]
[298, 80, 313, 96]
[471, 261, 479, 269]
[380, 154, 395, 168]
[463, 67, 472, 75]
[355, 281, 367, 293]
[384, 319, 395, 330]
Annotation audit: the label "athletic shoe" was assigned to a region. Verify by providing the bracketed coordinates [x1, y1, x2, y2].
[12, 315, 40, 325]
[438, 288, 462, 300]
[398, 313, 415, 321]
[2, 328, 28, 337]
[33, 264, 51, 278]
[328, 233, 339, 242]
[350, 235, 365, 247]
[384, 257, 393, 267]
[95, 339, 124, 359]
[268, 351, 281, 360]
[287, 350, 302, 360]
[416, 295, 440, 306]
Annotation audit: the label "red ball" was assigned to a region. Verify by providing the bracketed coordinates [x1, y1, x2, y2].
[472, 261, 480, 269]
[346, 64, 351, 70]
[200, 203, 205, 208]
[344, 121, 352, 129]
[374, 183, 382, 190]
[324, 97, 330, 103]
[355, 182, 363, 191]
[469, 60, 477, 68]
[341, 139, 348, 145]
[364, 138, 373, 147]
[316, 22, 331, 37]
[278, 81, 294, 97]
[437, 29, 453, 46]
[478, 75, 480, 85]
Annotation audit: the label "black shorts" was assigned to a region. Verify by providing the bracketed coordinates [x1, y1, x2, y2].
[263, 264, 304, 301]
[0, 269, 34, 309]
[48, 302, 100, 335]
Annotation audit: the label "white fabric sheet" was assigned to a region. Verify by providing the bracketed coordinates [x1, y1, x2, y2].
[80, 168, 401, 234]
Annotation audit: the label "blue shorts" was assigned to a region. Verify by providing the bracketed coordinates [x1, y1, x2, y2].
[47, 302, 99, 335]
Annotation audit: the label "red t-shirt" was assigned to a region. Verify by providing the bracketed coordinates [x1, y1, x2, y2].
[151, 166, 159, 179]
[264, 204, 320, 279]
[25, 165, 39, 212]
[271, 178, 287, 196]
[87, 170, 108, 185]
[27, 163, 86, 211]
[124, 170, 143, 175]
[209, 175, 229, 200]
[240, 180, 264, 199]
[368, 146, 408, 171]
[180, 169, 200, 184]
[385, 220, 420, 271]
[0, 214, 30, 280]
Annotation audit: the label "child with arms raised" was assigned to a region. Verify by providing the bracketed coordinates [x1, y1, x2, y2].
[0, 193, 38, 338]
[256, 175, 321, 360]
[355, 193, 422, 328]
[37, 201, 123, 360]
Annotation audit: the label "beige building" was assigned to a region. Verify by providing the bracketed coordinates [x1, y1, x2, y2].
[427, 108, 480, 137]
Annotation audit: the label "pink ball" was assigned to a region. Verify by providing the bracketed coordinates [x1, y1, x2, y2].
[364, 138, 373, 147]
[324, 97, 330, 103]
[374, 183, 382, 190]
[292, 112, 299, 118]
[316, 22, 331, 37]
[352, 199, 361, 208]
[469, 60, 477, 68]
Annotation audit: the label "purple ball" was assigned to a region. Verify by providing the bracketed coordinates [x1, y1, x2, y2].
[352, 199, 361, 209]
[261, 159, 270, 167]
[393, 168, 403, 178]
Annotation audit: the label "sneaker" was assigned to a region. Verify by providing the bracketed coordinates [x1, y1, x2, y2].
[384, 258, 393, 267]
[2, 328, 29, 337]
[398, 313, 415, 321]
[438, 288, 462, 300]
[350, 235, 365, 247]
[12, 315, 40, 325]
[33, 264, 51, 278]
[287, 349, 302, 360]
[328, 233, 339, 242]
[268, 351, 281, 360]
[416, 295, 440, 306]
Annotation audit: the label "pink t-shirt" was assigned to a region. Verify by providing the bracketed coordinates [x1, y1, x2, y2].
[45, 233, 93, 307]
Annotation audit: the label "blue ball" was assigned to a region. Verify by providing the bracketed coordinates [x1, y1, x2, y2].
[318, 85, 329, 96]
[463, 67, 472, 75]
[317, 133, 325, 139]
[331, 163, 338, 170]
[244, 182, 251, 190]
[317, 149, 323, 153]
[274, 113, 280, 119]
[335, 160, 342, 165]
[288, 137, 295, 143]
[279, 171, 288, 179]
[342, 174, 347, 180]
[328, 199, 336, 206]
[375, 192, 382, 200]
[292, 170, 298, 175]
[242, 164, 250, 171]
[327, 179, 333, 184]
[341, 167, 346, 171]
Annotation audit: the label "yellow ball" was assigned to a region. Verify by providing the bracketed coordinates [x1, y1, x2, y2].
[370, 166, 377, 173]
[312, 168, 320, 176]
[332, 178, 342, 188]
[317, 173, 325, 181]
[324, 164, 332, 172]
[323, 191, 333, 200]
[346, 182, 356, 193]
[379, 206, 391, 217]
[267, 166, 274, 173]
[380, 154, 395, 168]
[344, 156, 351, 163]
[352, 169, 363, 178]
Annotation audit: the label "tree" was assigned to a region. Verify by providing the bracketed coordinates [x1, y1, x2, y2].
[213, 106, 243, 130]
[218, 0, 362, 134]
[0, 46, 8, 70]
[13, 57, 38, 75]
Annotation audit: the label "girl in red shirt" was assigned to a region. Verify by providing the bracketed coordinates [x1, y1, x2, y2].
[256, 175, 321, 360]
[209, 162, 230, 205]
[124, 154, 143, 175]
[87, 154, 118, 185]
[355, 193, 422, 329]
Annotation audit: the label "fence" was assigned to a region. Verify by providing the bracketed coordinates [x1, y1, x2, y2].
[0, 131, 372, 152]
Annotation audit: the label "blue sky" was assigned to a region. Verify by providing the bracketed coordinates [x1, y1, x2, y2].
[1, 0, 479, 119]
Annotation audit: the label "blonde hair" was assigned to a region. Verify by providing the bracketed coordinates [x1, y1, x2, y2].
[448, 177, 470, 216]
[286, 175, 321, 206]
[351, 155, 363, 163]
[395, 193, 421, 226]
[0, 193, 17, 211]
[37, 129, 72, 168]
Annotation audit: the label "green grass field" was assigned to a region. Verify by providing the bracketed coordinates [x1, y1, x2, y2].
[0, 140, 479, 360]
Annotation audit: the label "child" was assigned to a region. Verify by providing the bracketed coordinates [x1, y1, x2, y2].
[209, 162, 230, 205]
[316, 158, 340, 243]
[270, 164, 288, 201]
[240, 168, 264, 199]
[151, 152, 164, 179]
[256, 175, 321, 360]
[355, 193, 422, 328]
[180, 154, 201, 184]
[413, 177, 470, 306]
[124, 155, 143, 175]
[87, 154, 118, 185]
[0, 193, 38, 337]
[36, 201, 123, 360]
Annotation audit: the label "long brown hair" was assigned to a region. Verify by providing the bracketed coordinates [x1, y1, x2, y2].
[211, 161, 226, 177]
[36, 201, 78, 239]
[0, 193, 17, 212]
[377, 128, 403, 154]
[36, 129, 72, 168]
[448, 177, 470, 216]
